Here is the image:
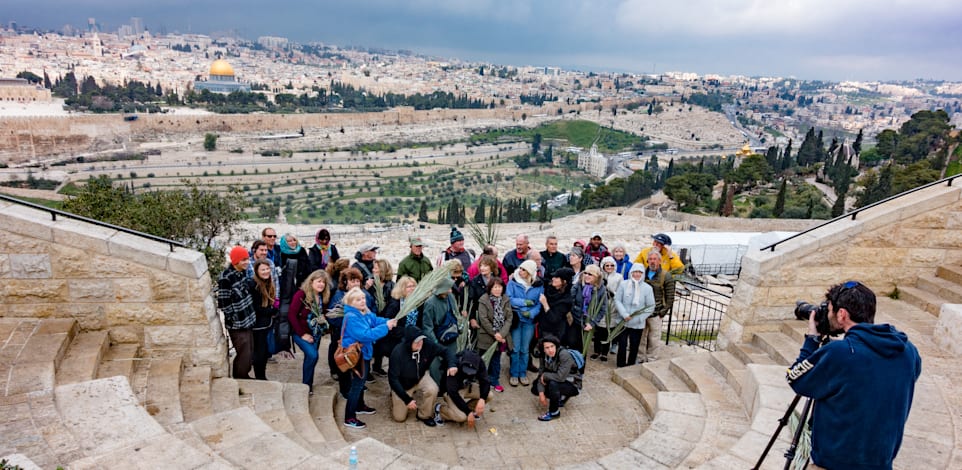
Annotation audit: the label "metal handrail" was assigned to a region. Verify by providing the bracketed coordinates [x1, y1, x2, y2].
[0, 193, 186, 252]
[760, 173, 962, 252]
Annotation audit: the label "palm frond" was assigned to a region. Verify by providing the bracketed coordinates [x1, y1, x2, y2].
[393, 260, 461, 320]
[466, 219, 499, 249]
[481, 342, 500, 366]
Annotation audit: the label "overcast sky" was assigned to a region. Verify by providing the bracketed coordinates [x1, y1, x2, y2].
[5, 0, 962, 81]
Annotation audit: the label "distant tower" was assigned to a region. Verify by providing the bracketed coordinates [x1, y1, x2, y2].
[87, 18, 98, 33]
[8, 21, 17, 32]
[130, 17, 144, 35]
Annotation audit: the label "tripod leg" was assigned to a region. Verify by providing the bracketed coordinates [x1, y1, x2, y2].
[752, 394, 802, 470]
[783, 397, 813, 470]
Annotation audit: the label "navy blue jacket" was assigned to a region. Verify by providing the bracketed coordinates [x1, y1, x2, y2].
[786, 323, 921, 470]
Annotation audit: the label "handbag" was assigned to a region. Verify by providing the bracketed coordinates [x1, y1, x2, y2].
[334, 323, 362, 373]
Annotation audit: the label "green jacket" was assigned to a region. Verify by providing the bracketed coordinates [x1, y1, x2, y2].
[422, 294, 458, 345]
[644, 267, 676, 317]
[396, 253, 433, 282]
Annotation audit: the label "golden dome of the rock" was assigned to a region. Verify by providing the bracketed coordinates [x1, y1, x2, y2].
[209, 59, 235, 77]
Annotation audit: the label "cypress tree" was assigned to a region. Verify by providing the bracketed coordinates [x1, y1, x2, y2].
[773, 180, 787, 217]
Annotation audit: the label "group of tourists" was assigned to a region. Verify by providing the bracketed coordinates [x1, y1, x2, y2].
[216, 226, 683, 430]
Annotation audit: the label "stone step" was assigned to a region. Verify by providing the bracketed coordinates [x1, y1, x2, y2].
[56, 331, 110, 386]
[898, 285, 944, 316]
[210, 378, 241, 414]
[282, 382, 327, 446]
[164, 421, 234, 468]
[639, 359, 691, 393]
[917, 274, 962, 304]
[611, 364, 660, 417]
[0, 454, 43, 470]
[180, 366, 214, 422]
[936, 264, 962, 285]
[876, 298, 938, 339]
[144, 358, 184, 427]
[708, 350, 748, 397]
[893, 374, 954, 469]
[0, 389, 84, 468]
[96, 343, 141, 382]
[308, 385, 346, 445]
[778, 320, 809, 344]
[5, 319, 77, 396]
[598, 392, 705, 469]
[235, 379, 311, 450]
[726, 342, 776, 366]
[68, 432, 232, 470]
[751, 331, 799, 366]
[670, 355, 752, 467]
[189, 407, 324, 469]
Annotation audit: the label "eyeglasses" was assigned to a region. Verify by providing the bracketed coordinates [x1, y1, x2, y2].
[264, 234, 277, 238]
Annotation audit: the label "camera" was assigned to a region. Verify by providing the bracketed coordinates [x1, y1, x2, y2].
[794, 301, 842, 337]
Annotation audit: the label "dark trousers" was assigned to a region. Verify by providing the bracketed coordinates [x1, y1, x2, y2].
[228, 329, 253, 379]
[344, 360, 369, 421]
[615, 327, 643, 367]
[545, 380, 580, 413]
[252, 327, 271, 380]
[592, 326, 610, 356]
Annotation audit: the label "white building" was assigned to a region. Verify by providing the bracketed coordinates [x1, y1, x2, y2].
[578, 143, 610, 178]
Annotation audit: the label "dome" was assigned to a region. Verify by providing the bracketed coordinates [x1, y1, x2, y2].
[209, 59, 235, 77]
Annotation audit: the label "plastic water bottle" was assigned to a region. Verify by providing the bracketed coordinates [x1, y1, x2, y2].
[348, 446, 358, 470]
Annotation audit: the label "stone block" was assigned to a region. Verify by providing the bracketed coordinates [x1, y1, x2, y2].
[167, 248, 208, 279]
[107, 232, 170, 271]
[0, 254, 8, 277]
[108, 325, 144, 344]
[49, 218, 116, 256]
[598, 448, 669, 470]
[188, 275, 214, 302]
[68, 279, 115, 302]
[111, 277, 155, 303]
[0, 279, 67, 303]
[329, 438, 403, 470]
[645, 410, 705, 442]
[144, 325, 210, 349]
[105, 302, 209, 326]
[0, 204, 55, 241]
[51, 244, 148, 278]
[148, 271, 189, 302]
[6, 361, 55, 395]
[8, 254, 51, 279]
[655, 392, 704, 417]
[934, 304, 962, 355]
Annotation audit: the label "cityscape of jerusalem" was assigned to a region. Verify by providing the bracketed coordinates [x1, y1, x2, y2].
[2, 2, 962, 469]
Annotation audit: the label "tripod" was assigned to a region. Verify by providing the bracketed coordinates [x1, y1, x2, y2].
[753, 335, 829, 470]
[751, 393, 813, 470]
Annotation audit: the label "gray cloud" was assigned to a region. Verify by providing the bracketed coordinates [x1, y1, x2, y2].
[3, 0, 961, 80]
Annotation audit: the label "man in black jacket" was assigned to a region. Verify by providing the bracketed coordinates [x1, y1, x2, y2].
[439, 349, 491, 428]
[388, 326, 457, 426]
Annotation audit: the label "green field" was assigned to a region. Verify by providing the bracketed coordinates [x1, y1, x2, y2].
[471, 119, 646, 153]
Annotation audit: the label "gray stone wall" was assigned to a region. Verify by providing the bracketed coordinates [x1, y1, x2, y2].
[0, 200, 228, 377]
[719, 182, 962, 348]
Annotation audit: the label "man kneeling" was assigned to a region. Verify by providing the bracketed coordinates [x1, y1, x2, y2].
[388, 326, 457, 426]
[439, 349, 491, 428]
[531, 335, 582, 421]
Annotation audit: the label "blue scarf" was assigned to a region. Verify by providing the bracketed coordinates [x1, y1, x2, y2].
[278, 234, 301, 255]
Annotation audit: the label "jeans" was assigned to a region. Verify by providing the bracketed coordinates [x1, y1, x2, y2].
[488, 348, 502, 386]
[344, 359, 369, 421]
[292, 333, 321, 389]
[510, 322, 535, 378]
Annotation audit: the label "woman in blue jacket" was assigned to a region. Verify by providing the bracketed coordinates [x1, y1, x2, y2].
[506, 260, 545, 387]
[341, 287, 397, 430]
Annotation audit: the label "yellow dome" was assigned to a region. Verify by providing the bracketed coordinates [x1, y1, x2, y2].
[209, 59, 235, 77]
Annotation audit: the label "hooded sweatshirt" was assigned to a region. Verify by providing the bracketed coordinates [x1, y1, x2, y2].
[614, 264, 655, 329]
[388, 326, 457, 405]
[786, 323, 921, 470]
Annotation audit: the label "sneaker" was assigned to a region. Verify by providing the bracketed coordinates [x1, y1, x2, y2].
[590, 353, 600, 360]
[509, 377, 519, 387]
[538, 410, 560, 422]
[433, 403, 445, 426]
[519, 376, 529, 386]
[527, 364, 539, 373]
[493, 385, 505, 393]
[365, 374, 376, 383]
[356, 405, 377, 415]
[372, 367, 388, 377]
[420, 417, 437, 427]
[558, 396, 567, 408]
[599, 355, 608, 362]
[343, 418, 366, 429]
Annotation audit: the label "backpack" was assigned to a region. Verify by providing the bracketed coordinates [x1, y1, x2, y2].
[435, 308, 460, 345]
[565, 348, 585, 371]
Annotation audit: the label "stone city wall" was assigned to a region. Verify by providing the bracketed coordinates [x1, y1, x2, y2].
[0, 199, 228, 377]
[718, 181, 962, 348]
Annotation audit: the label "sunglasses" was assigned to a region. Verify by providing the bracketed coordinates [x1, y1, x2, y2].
[264, 234, 277, 238]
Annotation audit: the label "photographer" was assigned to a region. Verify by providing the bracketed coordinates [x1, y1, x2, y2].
[786, 281, 921, 470]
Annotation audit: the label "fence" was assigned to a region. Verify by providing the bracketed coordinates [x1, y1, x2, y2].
[663, 280, 730, 351]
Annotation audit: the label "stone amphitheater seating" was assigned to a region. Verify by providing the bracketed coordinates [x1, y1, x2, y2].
[3, 178, 962, 469]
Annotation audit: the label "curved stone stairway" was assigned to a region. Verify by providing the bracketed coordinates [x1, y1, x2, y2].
[2, 278, 960, 470]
